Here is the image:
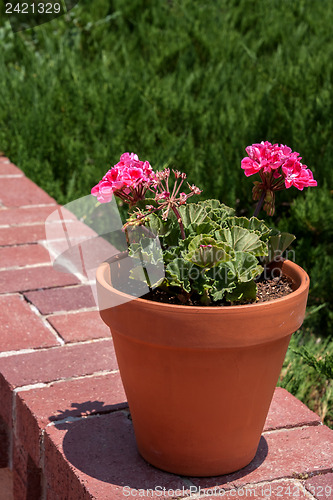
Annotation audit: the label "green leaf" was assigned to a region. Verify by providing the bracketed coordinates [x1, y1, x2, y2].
[165, 258, 192, 293]
[145, 213, 183, 247]
[129, 263, 164, 288]
[225, 251, 263, 282]
[128, 237, 165, 288]
[129, 237, 163, 263]
[186, 244, 232, 268]
[184, 220, 218, 238]
[200, 199, 235, 214]
[185, 235, 232, 268]
[187, 234, 214, 252]
[191, 269, 214, 297]
[209, 264, 236, 301]
[146, 213, 171, 237]
[199, 199, 222, 210]
[225, 216, 271, 240]
[225, 280, 257, 303]
[177, 203, 211, 227]
[216, 226, 268, 256]
[267, 232, 296, 261]
[202, 199, 235, 223]
[163, 246, 181, 264]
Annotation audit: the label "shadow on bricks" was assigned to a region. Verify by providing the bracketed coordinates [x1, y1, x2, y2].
[47, 405, 268, 488]
[48, 400, 124, 422]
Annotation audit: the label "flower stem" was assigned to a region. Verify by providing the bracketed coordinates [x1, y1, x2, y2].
[253, 190, 266, 218]
[171, 205, 186, 240]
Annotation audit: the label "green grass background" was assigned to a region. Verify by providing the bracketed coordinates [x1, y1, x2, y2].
[0, 0, 332, 425]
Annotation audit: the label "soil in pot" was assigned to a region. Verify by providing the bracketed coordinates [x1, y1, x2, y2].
[142, 274, 294, 306]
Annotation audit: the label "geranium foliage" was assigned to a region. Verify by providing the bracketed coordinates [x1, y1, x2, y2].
[92, 148, 315, 305]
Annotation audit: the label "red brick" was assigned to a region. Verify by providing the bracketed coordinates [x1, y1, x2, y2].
[0, 221, 95, 247]
[0, 339, 117, 388]
[0, 339, 117, 437]
[0, 265, 79, 293]
[13, 442, 28, 500]
[44, 412, 188, 499]
[192, 426, 333, 490]
[25, 285, 96, 314]
[45, 236, 118, 285]
[0, 244, 50, 268]
[13, 441, 41, 500]
[0, 374, 12, 426]
[0, 416, 10, 467]
[0, 224, 46, 245]
[264, 387, 322, 431]
[0, 177, 56, 207]
[45, 219, 98, 240]
[0, 468, 13, 500]
[47, 310, 110, 343]
[0, 206, 60, 225]
[16, 372, 126, 463]
[0, 161, 23, 177]
[305, 473, 333, 499]
[0, 295, 59, 352]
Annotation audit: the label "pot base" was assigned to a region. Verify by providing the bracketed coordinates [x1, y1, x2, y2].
[138, 446, 258, 477]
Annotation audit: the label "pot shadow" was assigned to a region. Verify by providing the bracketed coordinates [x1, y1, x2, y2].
[49, 401, 269, 491]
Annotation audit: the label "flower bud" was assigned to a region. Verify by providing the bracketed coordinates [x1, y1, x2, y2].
[264, 190, 274, 203]
[263, 200, 275, 216]
[252, 182, 263, 201]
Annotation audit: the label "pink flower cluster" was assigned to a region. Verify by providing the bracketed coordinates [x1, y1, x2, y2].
[91, 153, 154, 205]
[282, 156, 317, 190]
[241, 141, 317, 191]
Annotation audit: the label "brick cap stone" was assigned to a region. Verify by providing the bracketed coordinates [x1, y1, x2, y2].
[0, 176, 56, 207]
[0, 159, 24, 177]
[16, 372, 127, 465]
[0, 206, 60, 225]
[0, 339, 118, 388]
[0, 244, 50, 268]
[264, 387, 322, 431]
[44, 411, 333, 499]
[305, 472, 333, 500]
[25, 285, 96, 314]
[47, 310, 110, 343]
[44, 412, 189, 499]
[0, 294, 59, 352]
[192, 425, 333, 489]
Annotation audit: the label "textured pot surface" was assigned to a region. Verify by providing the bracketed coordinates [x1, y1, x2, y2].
[96, 260, 309, 476]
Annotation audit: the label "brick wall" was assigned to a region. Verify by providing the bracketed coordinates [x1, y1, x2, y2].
[0, 157, 332, 500]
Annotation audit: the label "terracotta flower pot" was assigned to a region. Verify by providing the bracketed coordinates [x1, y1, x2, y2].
[96, 259, 309, 477]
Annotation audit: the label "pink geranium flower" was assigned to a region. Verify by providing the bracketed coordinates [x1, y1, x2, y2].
[91, 181, 113, 203]
[282, 160, 317, 190]
[242, 141, 317, 216]
[91, 153, 154, 206]
[242, 141, 296, 177]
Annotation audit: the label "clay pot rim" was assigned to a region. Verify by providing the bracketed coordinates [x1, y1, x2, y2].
[96, 259, 309, 314]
